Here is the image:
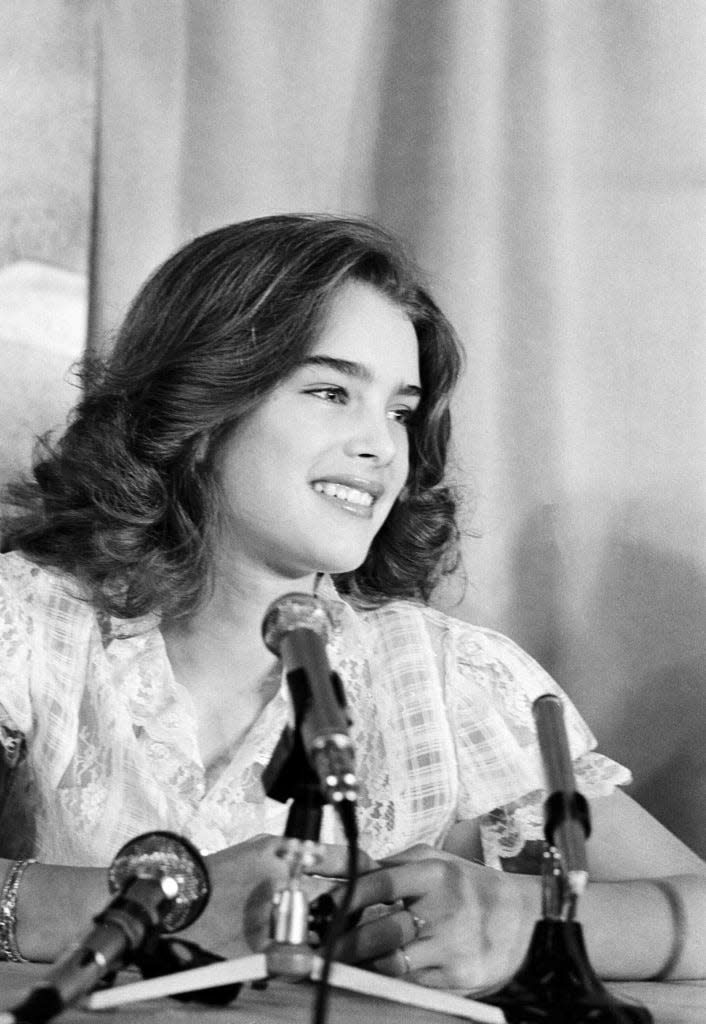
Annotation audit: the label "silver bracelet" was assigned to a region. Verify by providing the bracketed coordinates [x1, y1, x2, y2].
[0, 858, 37, 962]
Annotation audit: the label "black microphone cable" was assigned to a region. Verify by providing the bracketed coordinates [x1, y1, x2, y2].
[313, 798, 359, 1024]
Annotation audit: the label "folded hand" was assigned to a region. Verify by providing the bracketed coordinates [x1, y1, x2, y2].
[334, 843, 539, 994]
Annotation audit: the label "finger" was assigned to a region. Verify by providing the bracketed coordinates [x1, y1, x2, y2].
[308, 843, 379, 878]
[335, 907, 418, 963]
[378, 843, 442, 867]
[367, 938, 439, 980]
[305, 874, 340, 902]
[368, 947, 414, 979]
[400, 966, 451, 990]
[343, 859, 443, 913]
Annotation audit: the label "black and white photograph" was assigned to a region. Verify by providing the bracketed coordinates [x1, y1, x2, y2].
[0, 4, 704, 1023]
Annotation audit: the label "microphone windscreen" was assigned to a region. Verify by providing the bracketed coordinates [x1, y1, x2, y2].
[261, 592, 331, 657]
[107, 831, 210, 933]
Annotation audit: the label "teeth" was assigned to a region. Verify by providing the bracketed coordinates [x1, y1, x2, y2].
[313, 482, 374, 507]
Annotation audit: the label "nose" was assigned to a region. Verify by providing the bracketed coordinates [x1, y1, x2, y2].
[343, 410, 400, 466]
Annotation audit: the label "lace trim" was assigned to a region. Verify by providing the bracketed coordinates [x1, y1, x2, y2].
[0, 555, 632, 865]
[479, 751, 633, 868]
[326, 596, 398, 854]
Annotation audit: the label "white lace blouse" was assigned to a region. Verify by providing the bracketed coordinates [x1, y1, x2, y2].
[0, 552, 630, 868]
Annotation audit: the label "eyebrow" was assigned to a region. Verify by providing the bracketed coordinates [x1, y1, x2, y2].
[298, 355, 422, 399]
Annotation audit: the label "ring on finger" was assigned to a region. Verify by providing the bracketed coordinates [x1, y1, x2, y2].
[399, 947, 412, 976]
[409, 911, 427, 941]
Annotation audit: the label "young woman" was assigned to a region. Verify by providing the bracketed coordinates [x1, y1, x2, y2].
[0, 215, 703, 993]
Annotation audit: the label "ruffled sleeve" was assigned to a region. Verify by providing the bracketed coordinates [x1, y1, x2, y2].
[0, 555, 35, 803]
[441, 619, 631, 868]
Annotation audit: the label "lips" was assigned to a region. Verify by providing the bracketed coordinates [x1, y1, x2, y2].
[312, 475, 383, 498]
[311, 476, 385, 515]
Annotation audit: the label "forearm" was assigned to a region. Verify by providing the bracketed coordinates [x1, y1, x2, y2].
[580, 873, 706, 981]
[1, 858, 107, 963]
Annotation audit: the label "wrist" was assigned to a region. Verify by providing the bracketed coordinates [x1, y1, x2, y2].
[510, 871, 542, 971]
[488, 869, 541, 987]
[0, 859, 37, 962]
[581, 874, 706, 981]
[14, 862, 107, 963]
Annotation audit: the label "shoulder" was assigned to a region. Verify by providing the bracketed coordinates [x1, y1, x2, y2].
[357, 596, 509, 642]
[0, 550, 89, 617]
[0, 551, 47, 630]
[0, 549, 43, 592]
[0, 551, 102, 670]
[435, 608, 560, 697]
[327, 583, 567, 707]
[358, 598, 590, 739]
[0, 552, 87, 735]
[359, 599, 548, 683]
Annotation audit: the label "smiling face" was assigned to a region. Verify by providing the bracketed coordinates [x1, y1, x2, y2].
[212, 281, 421, 584]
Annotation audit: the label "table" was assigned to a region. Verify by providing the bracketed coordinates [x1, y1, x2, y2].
[1, 963, 705, 1024]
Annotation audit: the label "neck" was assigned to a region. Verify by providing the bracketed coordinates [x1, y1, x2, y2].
[175, 561, 319, 646]
[161, 563, 319, 714]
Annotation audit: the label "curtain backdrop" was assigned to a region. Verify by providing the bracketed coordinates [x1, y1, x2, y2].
[92, 0, 705, 857]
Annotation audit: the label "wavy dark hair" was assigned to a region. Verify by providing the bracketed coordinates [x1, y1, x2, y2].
[2, 214, 464, 620]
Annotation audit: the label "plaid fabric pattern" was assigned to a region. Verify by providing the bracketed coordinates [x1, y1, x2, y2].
[0, 552, 629, 866]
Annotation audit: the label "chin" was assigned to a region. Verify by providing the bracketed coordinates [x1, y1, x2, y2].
[313, 548, 370, 577]
[317, 559, 367, 578]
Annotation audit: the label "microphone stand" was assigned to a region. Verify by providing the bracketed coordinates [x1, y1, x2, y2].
[85, 719, 505, 1024]
[482, 798, 653, 1023]
[261, 720, 334, 980]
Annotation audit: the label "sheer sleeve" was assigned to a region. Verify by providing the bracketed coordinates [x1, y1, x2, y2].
[0, 557, 35, 815]
[442, 620, 631, 868]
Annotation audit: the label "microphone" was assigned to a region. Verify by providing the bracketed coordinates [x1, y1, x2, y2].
[262, 592, 357, 804]
[533, 694, 591, 898]
[4, 831, 210, 1024]
[483, 695, 653, 1022]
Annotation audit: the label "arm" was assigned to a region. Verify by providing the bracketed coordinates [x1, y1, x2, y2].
[1, 859, 106, 963]
[444, 789, 706, 977]
[2, 846, 283, 964]
[3, 839, 373, 964]
[581, 789, 706, 980]
[335, 791, 705, 992]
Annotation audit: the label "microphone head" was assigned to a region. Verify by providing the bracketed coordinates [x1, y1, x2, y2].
[262, 592, 331, 657]
[107, 831, 210, 933]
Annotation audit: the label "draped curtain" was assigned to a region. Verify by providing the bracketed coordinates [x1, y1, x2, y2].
[86, 1, 706, 856]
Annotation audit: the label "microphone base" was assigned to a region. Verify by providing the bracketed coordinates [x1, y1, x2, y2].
[482, 920, 653, 1023]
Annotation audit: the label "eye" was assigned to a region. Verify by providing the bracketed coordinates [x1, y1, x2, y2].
[306, 386, 348, 404]
[387, 406, 417, 427]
